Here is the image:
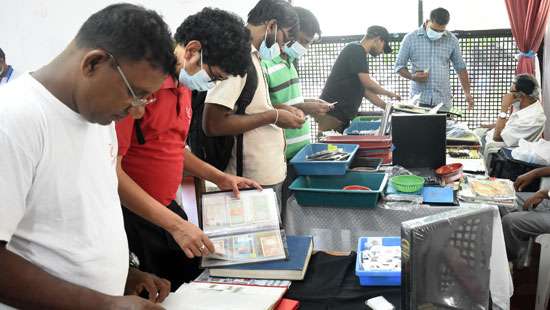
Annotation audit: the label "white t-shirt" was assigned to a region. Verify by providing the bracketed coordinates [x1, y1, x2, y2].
[205, 46, 286, 186]
[486, 101, 546, 146]
[0, 74, 129, 307]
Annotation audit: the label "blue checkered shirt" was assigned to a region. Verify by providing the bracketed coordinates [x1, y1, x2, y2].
[394, 26, 467, 107]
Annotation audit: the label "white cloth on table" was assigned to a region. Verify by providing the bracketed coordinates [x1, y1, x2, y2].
[284, 197, 513, 310]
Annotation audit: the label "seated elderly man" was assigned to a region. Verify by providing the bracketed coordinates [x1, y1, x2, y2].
[477, 74, 546, 165]
[503, 167, 550, 265]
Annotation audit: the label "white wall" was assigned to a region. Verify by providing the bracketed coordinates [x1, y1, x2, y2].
[293, 0, 510, 36]
[0, 0, 258, 72]
[0, 0, 511, 71]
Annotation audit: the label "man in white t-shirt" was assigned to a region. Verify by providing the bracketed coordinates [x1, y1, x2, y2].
[478, 74, 546, 165]
[0, 48, 18, 86]
[0, 4, 176, 309]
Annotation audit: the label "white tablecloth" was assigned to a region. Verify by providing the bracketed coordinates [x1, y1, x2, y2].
[283, 197, 513, 310]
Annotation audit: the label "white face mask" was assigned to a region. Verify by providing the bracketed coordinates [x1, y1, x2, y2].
[284, 41, 307, 59]
[178, 50, 215, 92]
[259, 24, 281, 60]
[426, 26, 444, 41]
[512, 100, 521, 111]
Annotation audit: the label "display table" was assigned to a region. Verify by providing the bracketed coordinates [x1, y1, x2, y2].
[284, 195, 455, 251]
[283, 196, 514, 310]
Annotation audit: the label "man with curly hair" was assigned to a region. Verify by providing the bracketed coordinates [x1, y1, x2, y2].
[203, 0, 306, 205]
[115, 7, 259, 289]
[0, 4, 175, 309]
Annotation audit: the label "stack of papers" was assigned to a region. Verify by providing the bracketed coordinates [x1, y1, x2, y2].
[458, 177, 516, 207]
[161, 281, 288, 310]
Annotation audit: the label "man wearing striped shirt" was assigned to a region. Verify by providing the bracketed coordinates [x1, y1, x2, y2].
[394, 7, 473, 109]
[262, 7, 330, 159]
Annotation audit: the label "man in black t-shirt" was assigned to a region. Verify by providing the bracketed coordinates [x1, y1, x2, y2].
[317, 25, 400, 132]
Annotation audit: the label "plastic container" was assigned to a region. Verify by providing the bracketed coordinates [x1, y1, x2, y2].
[290, 143, 359, 176]
[324, 135, 392, 149]
[356, 236, 401, 286]
[353, 115, 382, 122]
[289, 172, 388, 208]
[390, 175, 425, 193]
[344, 121, 381, 135]
[356, 149, 393, 165]
[435, 163, 464, 184]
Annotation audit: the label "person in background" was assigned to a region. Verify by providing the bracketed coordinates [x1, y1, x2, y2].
[476, 74, 546, 164]
[394, 7, 473, 110]
[203, 0, 305, 205]
[503, 166, 550, 265]
[0, 48, 19, 85]
[317, 25, 399, 132]
[0, 4, 175, 309]
[261, 6, 328, 214]
[116, 7, 260, 290]
[262, 6, 328, 160]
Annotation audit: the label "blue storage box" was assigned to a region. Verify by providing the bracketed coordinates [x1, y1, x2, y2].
[289, 172, 388, 208]
[356, 236, 401, 286]
[344, 121, 381, 135]
[290, 143, 359, 176]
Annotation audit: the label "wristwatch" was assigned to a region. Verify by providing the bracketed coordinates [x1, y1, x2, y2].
[498, 112, 508, 119]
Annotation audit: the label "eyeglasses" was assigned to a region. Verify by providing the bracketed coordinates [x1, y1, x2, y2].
[106, 52, 156, 107]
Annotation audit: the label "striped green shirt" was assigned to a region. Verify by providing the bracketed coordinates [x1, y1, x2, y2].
[261, 56, 310, 159]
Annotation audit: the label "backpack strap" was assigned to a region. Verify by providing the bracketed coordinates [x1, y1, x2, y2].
[134, 119, 146, 145]
[235, 63, 259, 176]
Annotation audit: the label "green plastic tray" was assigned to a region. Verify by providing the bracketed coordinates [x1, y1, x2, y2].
[289, 172, 388, 208]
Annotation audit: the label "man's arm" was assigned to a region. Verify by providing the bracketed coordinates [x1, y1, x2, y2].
[294, 98, 333, 116]
[182, 148, 261, 198]
[397, 67, 429, 83]
[515, 167, 550, 191]
[450, 39, 473, 109]
[458, 69, 473, 109]
[117, 156, 214, 258]
[492, 93, 514, 142]
[394, 34, 428, 83]
[358, 73, 400, 100]
[0, 242, 160, 309]
[363, 90, 387, 110]
[202, 103, 304, 136]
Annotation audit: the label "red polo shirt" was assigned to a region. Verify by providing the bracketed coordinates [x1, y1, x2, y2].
[116, 77, 192, 206]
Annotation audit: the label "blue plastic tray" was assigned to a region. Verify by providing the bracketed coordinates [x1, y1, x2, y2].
[289, 172, 388, 208]
[344, 121, 381, 135]
[290, 143, 359, 176]
[356, 236, 401, 286]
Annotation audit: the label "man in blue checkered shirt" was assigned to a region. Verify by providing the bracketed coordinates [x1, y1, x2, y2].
[394, 7, 473, 110]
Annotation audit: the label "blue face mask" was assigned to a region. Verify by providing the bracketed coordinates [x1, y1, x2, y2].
[284, 41, 307, 59]
[426, 26, 444, 41]
[178, 50, 215, 91]
[259, 24, 281, 60]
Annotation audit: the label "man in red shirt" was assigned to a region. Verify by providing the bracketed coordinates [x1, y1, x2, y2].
[116, 8, 257, 289]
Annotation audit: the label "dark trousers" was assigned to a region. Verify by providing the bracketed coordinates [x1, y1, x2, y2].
[122, 201, 202, 290]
